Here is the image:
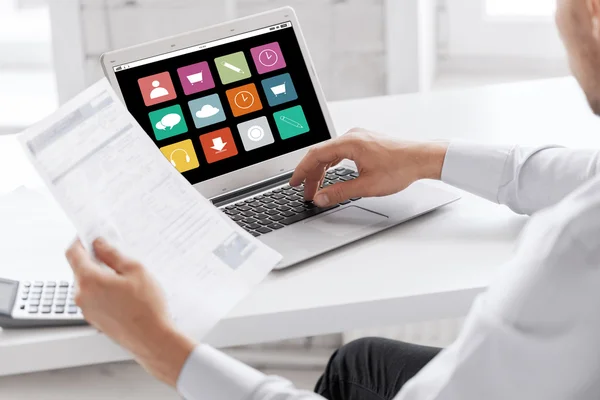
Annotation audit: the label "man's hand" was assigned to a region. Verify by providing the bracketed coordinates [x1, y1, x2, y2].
[289, 128, 449, 207]
[66, 238, 195, 387]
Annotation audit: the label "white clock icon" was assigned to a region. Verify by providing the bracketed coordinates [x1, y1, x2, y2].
[234, 90, 255, 109]
[258, 49, 278, 67]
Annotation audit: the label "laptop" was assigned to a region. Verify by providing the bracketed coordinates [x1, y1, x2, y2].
[101, 7, 460, 270]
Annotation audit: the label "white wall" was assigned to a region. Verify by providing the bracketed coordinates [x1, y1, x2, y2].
[446, 0, 565, 59]
[435, 0, 570, 80]
[0, 3, 51, 68]
[385, 0, 438, 93]
[418, 0, 437, 91]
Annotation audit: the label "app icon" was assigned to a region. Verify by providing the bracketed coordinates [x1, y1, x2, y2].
[274, 105, 310, 139]
[177, 61, 215, 96]
[148, 104, 188, 140]
[237, 116, 275, 151]
[138, 72, 177, 106]
[250, 42, 286, 74]
[225, 83, 263, 117]
[261, 73, 298, 107]
[188, 94, 226, 129]
[159, 140, 199, 173]
[199, 127, 238, 163]
[214, 52, 251, 85]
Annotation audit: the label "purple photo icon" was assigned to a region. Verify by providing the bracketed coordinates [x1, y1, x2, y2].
[250, 42, 286, 75]
[177, 61, 215, 96]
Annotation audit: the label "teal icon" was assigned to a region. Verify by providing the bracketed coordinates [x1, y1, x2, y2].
[274, 105, 309, 139]
[148, 104, 188, 141]
[261, 73, 298, 107]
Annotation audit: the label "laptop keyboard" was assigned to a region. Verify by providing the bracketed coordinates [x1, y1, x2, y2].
[220, 167, 361, 237]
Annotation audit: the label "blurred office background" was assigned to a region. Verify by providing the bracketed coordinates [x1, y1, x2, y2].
[0, 0, 568, 398]
[0, 0, 567, 133]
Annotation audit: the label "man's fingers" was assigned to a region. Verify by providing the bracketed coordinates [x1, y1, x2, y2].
[93, 238, 137, 274]
[313, 178, 366, 207]
[301, 162, 328, 201]
[290, 139, 356, 186]
[65, 239, 106, 286]
[66, 240, 94, 277]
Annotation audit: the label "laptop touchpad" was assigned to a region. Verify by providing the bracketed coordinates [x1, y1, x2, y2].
[305, 206, 388, 237]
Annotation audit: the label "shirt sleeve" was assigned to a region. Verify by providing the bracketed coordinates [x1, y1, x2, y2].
[397, 176, 600, 399]
[441, 141, 600, 215]
[177, 344, 325, 400]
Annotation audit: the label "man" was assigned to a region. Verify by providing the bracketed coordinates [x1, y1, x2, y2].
[66, 0, 600, 398]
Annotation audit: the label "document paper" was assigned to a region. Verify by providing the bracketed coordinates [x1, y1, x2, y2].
[18, 78, 282, 337]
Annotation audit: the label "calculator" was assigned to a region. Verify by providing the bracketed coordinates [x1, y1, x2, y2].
[0, 278, 87, 329]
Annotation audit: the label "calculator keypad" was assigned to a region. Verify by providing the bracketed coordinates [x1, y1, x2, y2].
[16, 281, 82, 318]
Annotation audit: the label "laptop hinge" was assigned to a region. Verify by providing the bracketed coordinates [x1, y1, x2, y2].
[210, 171, 295, 207]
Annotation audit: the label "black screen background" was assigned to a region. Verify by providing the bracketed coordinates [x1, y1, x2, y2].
[114, 24, 331, 185]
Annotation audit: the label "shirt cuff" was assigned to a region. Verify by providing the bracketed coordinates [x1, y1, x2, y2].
[177, 344, 266, 400]
[441, 141, 514, 203]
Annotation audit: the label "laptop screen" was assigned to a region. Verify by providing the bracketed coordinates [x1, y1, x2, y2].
[112, 21, 331, 185]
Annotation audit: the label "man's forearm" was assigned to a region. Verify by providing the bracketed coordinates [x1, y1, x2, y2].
[177, 344, 327, 400]
[438, 141, 600, 215]
[129, 322, 196, 387]
[414, 142, 449, 181]
[128, 323, 325, 400]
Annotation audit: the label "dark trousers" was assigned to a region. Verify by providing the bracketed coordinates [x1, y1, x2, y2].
[315, 337, 441, 400]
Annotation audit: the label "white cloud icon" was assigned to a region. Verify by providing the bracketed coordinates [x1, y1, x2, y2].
[196, 104, 220, 119]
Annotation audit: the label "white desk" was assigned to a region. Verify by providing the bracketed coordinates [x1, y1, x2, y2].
[2, 77, 600, 376]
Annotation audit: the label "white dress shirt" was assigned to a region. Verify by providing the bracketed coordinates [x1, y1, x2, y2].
[177, 141, 600, 400]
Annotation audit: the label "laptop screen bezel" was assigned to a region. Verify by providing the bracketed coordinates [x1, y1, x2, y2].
[101, 7, 337, 200]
